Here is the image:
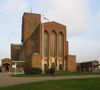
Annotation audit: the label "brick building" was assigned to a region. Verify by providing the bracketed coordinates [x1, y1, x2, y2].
[66, 55, 76, 72]
[77, 60, 99, 72]
[11, 12, 76, 72]
[2, 58, 12, 72]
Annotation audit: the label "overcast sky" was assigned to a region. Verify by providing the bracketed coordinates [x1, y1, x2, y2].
[0, 0, 100, 65]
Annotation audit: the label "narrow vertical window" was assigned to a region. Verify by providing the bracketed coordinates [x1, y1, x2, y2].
[59, 32, 64, 58]
[44, 31, 49, 57]
[50, 31, 57, 58]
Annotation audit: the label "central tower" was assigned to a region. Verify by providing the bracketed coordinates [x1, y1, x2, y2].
[21, 13, 41, 43]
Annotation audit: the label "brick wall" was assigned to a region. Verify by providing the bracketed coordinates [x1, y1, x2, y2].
[32, 53, 42, 69]
[11, 44, 21, 60]
[22, 12, 41, 43]
[66, 55, 76, 72]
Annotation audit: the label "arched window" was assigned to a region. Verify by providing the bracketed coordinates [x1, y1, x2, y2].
[50, 31, 57, 58]
[44, 31, 49, 57]
[59, 32, 64, 58]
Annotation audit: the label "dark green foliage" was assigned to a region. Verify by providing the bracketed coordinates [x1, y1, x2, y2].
[44, 68, 55, 75]
[50, 68, 55, 74]
[24, 68, 42, 74]
[0, 67, 2, 72]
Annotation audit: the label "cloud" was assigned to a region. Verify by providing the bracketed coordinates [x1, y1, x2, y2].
[97, 12, 100, 22]
[0, 0, 28, 14]
[41, 0, 90, 37]
[0, 0, 90, 36]
[69, 37, 100, 62]
[0, 0, 99, 62]
[0, 0, 27, 60]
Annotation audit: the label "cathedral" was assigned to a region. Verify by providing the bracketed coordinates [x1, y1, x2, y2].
[11, 12, 76, 73]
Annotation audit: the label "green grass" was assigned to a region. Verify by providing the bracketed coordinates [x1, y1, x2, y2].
[56, 71, 100, 76]
[11, 71, 100, 77]
[1, 78, 100, 90]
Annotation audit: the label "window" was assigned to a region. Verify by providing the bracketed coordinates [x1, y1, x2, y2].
[44, 31, 49, 57]
[59, 32, 64, 58]
[50, 31, 57, 58]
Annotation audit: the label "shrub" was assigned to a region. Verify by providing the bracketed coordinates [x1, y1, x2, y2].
[50, 68, 55, 74]
[24, 68, 42, 74]
[44, 68, 55, 75]
[0, 67, 2, 72]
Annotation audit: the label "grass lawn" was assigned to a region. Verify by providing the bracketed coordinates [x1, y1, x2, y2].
[0, 78, 100, 90]
[56, 71, 100, 76]
[11, 71, 100, 77]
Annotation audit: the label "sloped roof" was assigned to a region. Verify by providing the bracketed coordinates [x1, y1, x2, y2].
[43, 21, 66, 27]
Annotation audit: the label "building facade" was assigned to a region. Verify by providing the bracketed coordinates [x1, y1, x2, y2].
[66, 55, 76, 72]
[11, 12, 76, 72]
[77, 60, 99, 72]
[1, 58, 12, 72]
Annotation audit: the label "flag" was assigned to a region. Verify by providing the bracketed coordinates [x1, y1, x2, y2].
[43, 17, 49, 21]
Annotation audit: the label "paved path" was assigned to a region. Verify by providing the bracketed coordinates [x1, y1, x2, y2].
[0, 73, 100, 87]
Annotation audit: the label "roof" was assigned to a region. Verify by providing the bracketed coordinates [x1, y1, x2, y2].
[23, 12, 41, 17]
[43, 21, 66, 27]
[77, 60, 99, 64]
[2, 58, 11, 61]
[11, 43, 23, 47]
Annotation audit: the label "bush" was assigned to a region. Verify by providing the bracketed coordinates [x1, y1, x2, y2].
[44, 68, 49, 74]
[50, 68, 55, 74]
[44, 68, 55, 75]
[0, 67, 2, 72]
[24, 68, 42, 74]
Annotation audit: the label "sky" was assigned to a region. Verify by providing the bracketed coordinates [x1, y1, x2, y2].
[0, 0, 100, 65]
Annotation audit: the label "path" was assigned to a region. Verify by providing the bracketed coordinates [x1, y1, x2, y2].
[0, 73, 100, 87]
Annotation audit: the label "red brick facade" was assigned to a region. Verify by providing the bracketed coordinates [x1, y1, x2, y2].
[2, 58, 12, 72]
[11, 12, 76, 72]
[66, 55, 76, 72]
